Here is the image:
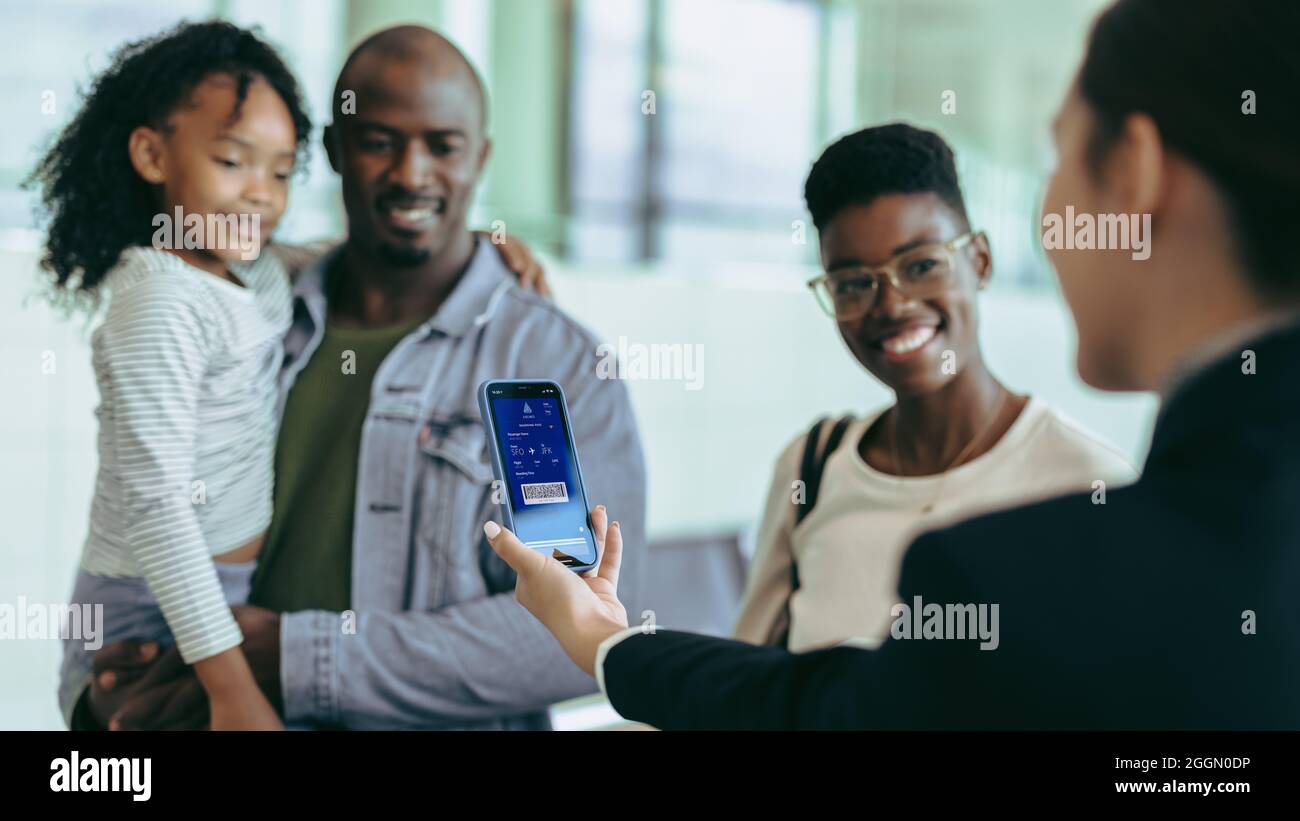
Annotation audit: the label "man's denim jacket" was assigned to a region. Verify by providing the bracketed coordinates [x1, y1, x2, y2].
[275, 238, 647, 729]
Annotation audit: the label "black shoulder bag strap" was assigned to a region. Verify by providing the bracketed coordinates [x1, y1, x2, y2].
[776, 414, 852, 647]
[796, 415, 853, 527]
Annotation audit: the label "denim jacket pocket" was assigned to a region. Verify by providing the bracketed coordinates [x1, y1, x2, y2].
[415, 419, 497, 603]
[420, 418, 494, 484]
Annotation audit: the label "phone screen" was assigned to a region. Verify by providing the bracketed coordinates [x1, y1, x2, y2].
[485, 383, 598, 567]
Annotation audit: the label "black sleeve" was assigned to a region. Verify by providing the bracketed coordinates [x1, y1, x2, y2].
[603, 530, 991, 730]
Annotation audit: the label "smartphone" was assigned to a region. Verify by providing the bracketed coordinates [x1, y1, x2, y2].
[477, 379, 599, 571]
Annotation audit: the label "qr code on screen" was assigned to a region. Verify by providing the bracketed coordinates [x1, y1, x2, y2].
[521, 482, 569, 505]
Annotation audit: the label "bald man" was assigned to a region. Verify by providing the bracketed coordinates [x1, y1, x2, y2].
[72, 26, 647, 730]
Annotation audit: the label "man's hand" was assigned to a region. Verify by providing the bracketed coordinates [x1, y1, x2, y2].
[483, 505, 628, 676]
[477, 229, 552, 297]
[230, 604, 283, 713]
[88, 640, 206, 731]
[86, 605, 283, 730]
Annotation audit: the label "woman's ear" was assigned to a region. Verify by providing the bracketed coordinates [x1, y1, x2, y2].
[127, 126, 167, 185]
[1110, 112, 1164, 216]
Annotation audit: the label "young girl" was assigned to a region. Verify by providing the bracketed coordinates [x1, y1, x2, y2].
[31, 20, 315, 730]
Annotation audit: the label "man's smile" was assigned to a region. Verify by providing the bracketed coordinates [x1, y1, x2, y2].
[377, 197, 447, 233]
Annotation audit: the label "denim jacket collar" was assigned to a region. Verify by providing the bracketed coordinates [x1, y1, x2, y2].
[290, 234, 514, 340]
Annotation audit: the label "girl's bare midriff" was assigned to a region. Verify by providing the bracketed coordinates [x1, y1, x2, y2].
[213, 530, 266, 564]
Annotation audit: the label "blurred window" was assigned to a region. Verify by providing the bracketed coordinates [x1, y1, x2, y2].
[567, 0, 823, 266]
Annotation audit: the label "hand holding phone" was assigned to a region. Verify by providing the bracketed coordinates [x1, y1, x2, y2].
[482, 504, 628, 677]
[477, 379, 599, 571]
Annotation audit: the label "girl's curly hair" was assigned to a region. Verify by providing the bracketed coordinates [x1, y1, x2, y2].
[24, 20, 313, 309]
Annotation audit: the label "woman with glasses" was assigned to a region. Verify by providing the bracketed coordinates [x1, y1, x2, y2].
[732, 123, 1136, 654]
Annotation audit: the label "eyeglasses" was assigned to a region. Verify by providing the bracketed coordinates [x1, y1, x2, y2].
[807, 231, 985, 321]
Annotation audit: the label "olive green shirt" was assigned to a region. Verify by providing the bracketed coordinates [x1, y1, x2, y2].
[250, 316, 425, 613]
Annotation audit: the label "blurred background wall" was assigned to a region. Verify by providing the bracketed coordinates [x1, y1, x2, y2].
[0, 0, 1156, 728]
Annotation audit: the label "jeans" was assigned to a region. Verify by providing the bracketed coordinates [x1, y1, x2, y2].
[57, 560, 257, 727]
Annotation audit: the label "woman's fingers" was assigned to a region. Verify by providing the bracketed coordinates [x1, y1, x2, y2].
[585, 505, 621, 587]
[484, 509, 630, 678]
[483, 521, 546, 578]
[590, 505, 608, 547]
[585, 505, 609, 579]
[502, 235, 552, 298]
[487, 507, 621, 599]
[596, 521, 623, 589]
[530, 262, 553, 298]
[488, 232, 553, 298]
[501, 238, 530, 278]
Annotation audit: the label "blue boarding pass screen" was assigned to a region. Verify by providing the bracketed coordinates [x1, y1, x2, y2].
[489, 395, 597, 565]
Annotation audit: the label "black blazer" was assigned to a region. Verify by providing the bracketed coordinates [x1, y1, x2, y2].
[604, 320, 1300, 729]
